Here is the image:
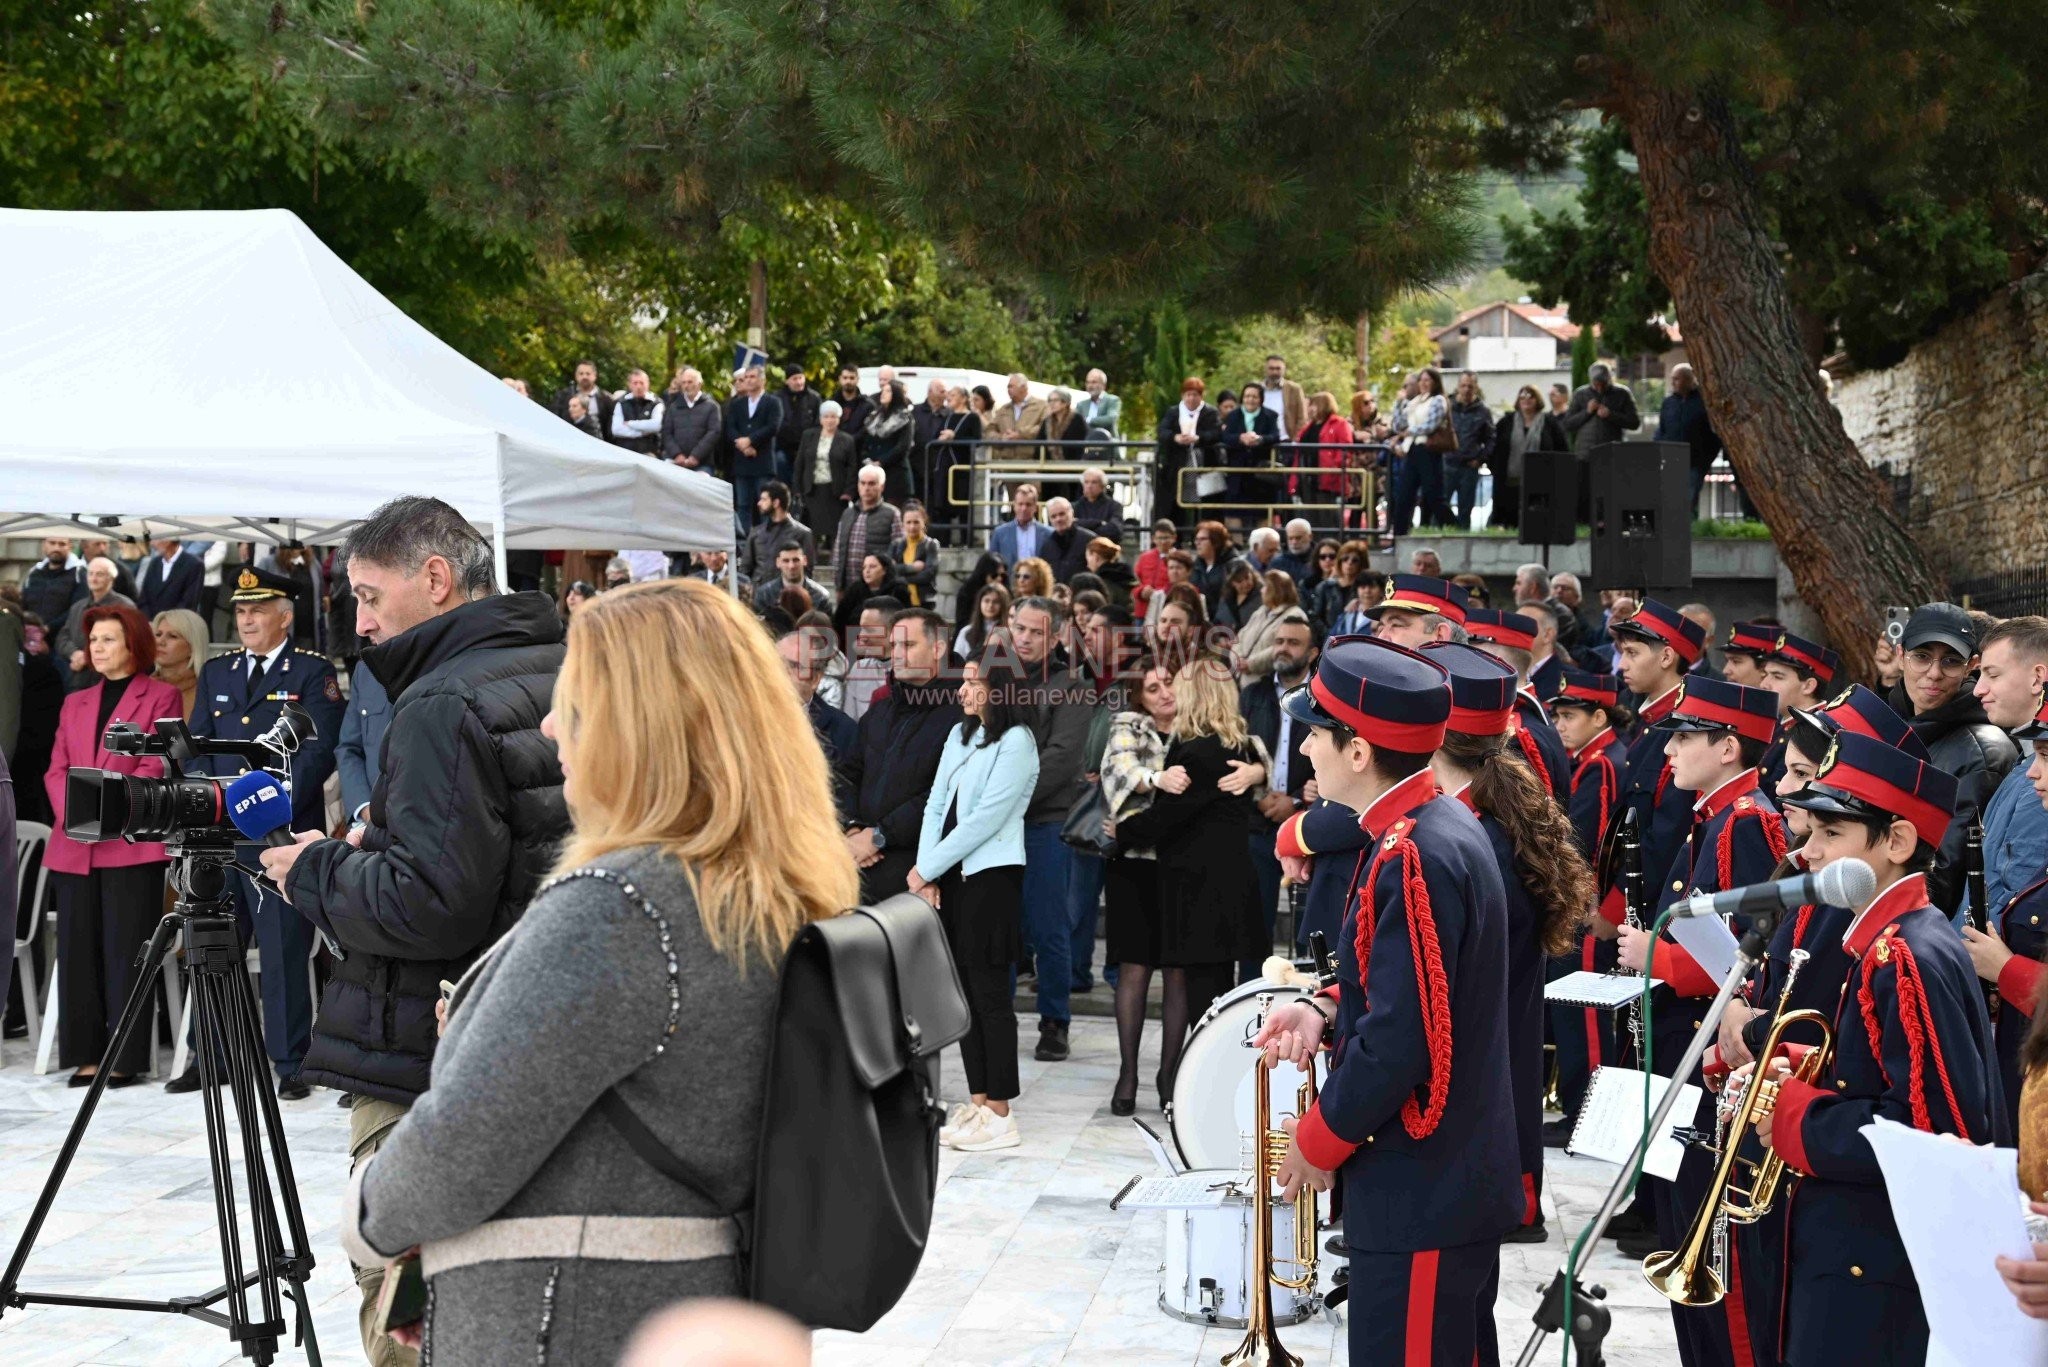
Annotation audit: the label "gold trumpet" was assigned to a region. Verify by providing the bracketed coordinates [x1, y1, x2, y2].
[1224, 992, 1321, 1367]
[1644, 950, 1835, 1305]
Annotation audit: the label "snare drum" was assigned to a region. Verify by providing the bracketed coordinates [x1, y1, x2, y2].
[1157, 1174, 1318, 1327]
[1168, 978, 1319, 1171]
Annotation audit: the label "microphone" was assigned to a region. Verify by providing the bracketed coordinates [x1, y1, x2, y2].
[1680, 857, 1876, 922]
[225, 770, 296, 846]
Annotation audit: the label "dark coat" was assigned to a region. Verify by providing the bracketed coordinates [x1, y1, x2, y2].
[830, 390, 876, 462]
[1042, 526, 1093, 585]
[1478, 809, 1549, 1203]
[722, 392, 784, 478]
[836, 678, 963, 854]
[552, 385, 614, 435]
[928, 409, 983, 526]
[775, 384, 822, 456]
[1155, 401, 1222, 525]
[1889, 683, 2019, 913]
[1655, 388, 1723, 471]
[1488, 409, 1569, 478]
[660, 392, 723, 470]
[1114, 732, 1266, 965]
[1022, 662, 1097, 827]
[136, 552, 205, 618]
[22, 562, 84, 636]
[287, 592, 568, 1103]
[863, 403, 917, 503]
[794, 427, 857, 499]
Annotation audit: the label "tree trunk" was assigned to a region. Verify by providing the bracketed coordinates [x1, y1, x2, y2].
[1355, 311, 1372, 391]
[1615, 85, 1943, 680]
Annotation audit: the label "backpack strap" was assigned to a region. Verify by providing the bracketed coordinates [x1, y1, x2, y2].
[597, 1092, 754, 1259]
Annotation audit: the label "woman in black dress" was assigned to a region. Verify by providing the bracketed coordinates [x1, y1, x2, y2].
[832, 553, 897, 632]
[1114, 651, 1271, 1102]
[1099, 659, 1179, 1114]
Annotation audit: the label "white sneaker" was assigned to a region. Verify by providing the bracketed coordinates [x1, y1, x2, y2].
[939, 1102, 984, 1145]
[952, 1110, 1020, 1152]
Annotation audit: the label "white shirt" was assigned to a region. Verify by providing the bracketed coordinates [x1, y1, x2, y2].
[1178, 401, 1202, 436]
[246, 639, 288, 685]
[1272, 676, 1310, 794]
[1262, 385, 1286, 420]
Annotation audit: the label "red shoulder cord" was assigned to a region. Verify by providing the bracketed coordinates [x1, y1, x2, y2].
[1858, 936, 1973, 1140]
[1513, 725, 1553, 797]
[1351, 829, 1454, 1139]
[1653, 761, 1673, 807]
[1716, 806, 1789, 893]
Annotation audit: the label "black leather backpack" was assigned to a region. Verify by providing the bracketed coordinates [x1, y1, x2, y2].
[601, 893, 971, 1330]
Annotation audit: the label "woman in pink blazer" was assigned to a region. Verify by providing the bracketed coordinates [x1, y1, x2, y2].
[44, 603, 184, 1087]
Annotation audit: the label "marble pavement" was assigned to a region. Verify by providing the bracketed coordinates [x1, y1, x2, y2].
[0, 1021, 1680, 1365]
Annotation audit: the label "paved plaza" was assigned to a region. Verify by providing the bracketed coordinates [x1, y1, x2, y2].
[0, 1020, 1678, 1365]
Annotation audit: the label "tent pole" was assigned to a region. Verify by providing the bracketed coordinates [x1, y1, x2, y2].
[492, 439, 511, 594]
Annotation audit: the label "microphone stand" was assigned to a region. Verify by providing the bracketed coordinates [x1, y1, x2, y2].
[1513, 904, 1780, 1367]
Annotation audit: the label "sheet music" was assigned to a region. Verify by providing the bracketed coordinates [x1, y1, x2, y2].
[1545, 970, 1663, 1009]
[1110, 1174, 1240, 1211]
[1863, 1119, 2048, 1367]
[1666, 909, 1741, 984]
[1566, 1066, 1698, 1182]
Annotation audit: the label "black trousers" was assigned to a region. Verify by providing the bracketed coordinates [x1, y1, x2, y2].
[957, 964, 1020, 1101]
[56, 864, 167, 1075]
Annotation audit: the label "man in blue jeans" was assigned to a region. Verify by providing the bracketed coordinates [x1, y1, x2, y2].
[1010, 597, 1095, 1061]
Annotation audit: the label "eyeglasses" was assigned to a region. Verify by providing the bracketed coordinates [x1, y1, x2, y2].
[1317, 551, 1337, 561]
[1904, 647, 1969, 675]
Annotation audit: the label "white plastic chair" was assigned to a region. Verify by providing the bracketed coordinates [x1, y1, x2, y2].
[12, 821, 51, 1054]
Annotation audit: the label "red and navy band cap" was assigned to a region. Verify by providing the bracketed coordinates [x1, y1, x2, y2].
[1782, 729, 1958, 847]
[1610, 598, 1706, 666]
[1769, 630, 1840, 686]
[1724, 620, 1779, 659]
[1552, 668, 1622, 711]
[1651, 675, 1780, 745]
[1801, 683, 1929, 760]
[2014, 691, 2048, 743]
[1420, 641, 1517, 736]
[1365, 574, 1469, 626]
[1295, 635, 1452, 751]
[1465, 608, 1537, 652]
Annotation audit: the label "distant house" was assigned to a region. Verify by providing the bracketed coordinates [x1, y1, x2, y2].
[1430, 301, 1578, 407]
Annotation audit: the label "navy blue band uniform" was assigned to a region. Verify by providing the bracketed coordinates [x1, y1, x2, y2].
[1548, 669, 1631, 1125]
[190, 565, 344, 1082]
[1282, 637, 1521, 1366]
[1769, 731, 2005, 1367]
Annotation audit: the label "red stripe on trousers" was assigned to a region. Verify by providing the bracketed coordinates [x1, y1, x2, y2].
[1581, 937, 1602, 1067]
[1406, 1249, 1440, 1367]
[1522, 1172, 1539, 1225]
[1726, 1232, 1755, 1367]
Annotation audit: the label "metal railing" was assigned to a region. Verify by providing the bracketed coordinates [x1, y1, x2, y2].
[922, 437, 1392, 543]
[1955, 569, 2048, 619]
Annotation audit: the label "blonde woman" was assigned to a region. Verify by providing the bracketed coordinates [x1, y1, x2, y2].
[1011, 555, 1056, 602]
[150, 607, 210, 721]
[1112, 652, 1270, 1101]
[340, 580, 858, 1364]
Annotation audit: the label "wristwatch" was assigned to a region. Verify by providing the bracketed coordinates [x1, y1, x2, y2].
[871, 827, 888, 851]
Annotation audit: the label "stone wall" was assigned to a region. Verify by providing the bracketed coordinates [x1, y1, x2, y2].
[1835, 272, 2048, 579]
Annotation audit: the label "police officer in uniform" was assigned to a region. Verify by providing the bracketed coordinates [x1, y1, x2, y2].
[166, 565, 342, 1100]
[1256, 636, 1522, 1365]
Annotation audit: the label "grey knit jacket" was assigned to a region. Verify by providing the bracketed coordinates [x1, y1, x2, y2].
[341, 845, 778, 1365]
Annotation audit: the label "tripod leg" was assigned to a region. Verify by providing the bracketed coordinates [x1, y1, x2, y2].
[192, 967, 263, 1357]
[0, 914, 181, 1305]
[220, 975, 287, 1342]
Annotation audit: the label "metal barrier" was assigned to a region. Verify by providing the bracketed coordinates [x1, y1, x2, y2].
[930, 437, 1392, 542]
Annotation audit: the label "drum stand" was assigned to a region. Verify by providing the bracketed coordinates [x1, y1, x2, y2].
[1511, 913, 1778, 1367]
[0, 853, 322, 1366]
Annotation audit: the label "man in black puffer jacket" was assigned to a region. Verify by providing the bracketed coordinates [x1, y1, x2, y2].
[1889, 603, 2018, 914]
[258, 495, 566, 1367]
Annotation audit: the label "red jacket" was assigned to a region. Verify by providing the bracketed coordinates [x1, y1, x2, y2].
[43, 674, 185, 874]
[1293, 416, 1356, 497]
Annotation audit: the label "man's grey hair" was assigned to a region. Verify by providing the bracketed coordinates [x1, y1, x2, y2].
[344, 495, 498, 599]
[1551, 571, 1583, 594]
[1285, 518, 1312, 538]
[1588, 363, 1612, 383]
[1082, 466, 1107, 484]
[1441, 621, 1469, 644]
[856, 464, 884, 485]
[1046, 496, 1073, 513]
[1515, 562, 1549, 593]
[1249, 527, 1280, 551]
[86, 556, 118, 578]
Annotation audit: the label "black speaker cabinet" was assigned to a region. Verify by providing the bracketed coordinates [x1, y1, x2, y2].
[1588, 442, 1693, 591]
[1519, 450, 1580, 546]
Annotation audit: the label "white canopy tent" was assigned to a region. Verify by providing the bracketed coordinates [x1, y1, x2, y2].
[0, 208, 734, 580]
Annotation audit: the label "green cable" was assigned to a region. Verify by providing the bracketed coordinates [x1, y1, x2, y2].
[1561, 904, 1675, 1367]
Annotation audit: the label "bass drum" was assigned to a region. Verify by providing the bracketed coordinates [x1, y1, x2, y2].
[1158, 1174, 1317, 1328]
[1168, 978, 1318, 1171]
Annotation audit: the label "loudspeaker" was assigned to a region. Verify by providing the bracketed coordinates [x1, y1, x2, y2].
[1589, 442, 1692, 591]
[1518, 451, 1580, 546]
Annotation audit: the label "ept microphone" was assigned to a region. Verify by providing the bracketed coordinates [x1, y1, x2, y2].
[1680, 857, 1876, 921]
[225, 770, 295, 846]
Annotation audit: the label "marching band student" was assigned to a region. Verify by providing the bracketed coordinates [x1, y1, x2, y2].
[1719, 621, 1780, 690]
[1963, 692, 2048, 1119]
[1758, 729, 2003, 1367]
[1254, 636, 1521, 1366]
[1465, 607, 1571, 806]
[1756, 630, 1841, 790]
[1422, 642, 1594, 1246]
[1618, 675, 1785, 1367]
[1545, 670, 1634, 1144]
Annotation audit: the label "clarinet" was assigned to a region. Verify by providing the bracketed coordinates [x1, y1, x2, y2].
[1966, 822, 1999, 1019]
[1619, 807, 1648, 1064]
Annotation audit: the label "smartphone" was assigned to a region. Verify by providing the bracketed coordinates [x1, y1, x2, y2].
[439, 979, 457, 1007]
[1884, 605, 1911, 645]
[375, 1253, 427, 1335]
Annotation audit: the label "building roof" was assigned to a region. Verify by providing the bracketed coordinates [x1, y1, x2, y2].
[1431, 300, 1582, 344]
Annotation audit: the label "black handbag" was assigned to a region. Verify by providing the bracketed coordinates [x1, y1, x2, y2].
[1060, 777, 1118, 857]
[600, 893, 971, 1331]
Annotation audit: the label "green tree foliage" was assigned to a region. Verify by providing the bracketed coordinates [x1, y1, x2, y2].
[1368, 322, 1440, 408]
[1210, 317, 1359, 414]
[1570, 326, 1596, 391]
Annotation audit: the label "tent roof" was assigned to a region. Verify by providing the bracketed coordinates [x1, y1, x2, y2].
[0, 208, 732, 552]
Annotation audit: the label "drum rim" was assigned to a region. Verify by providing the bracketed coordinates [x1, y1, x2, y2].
[1167, 981, 1310, 1171]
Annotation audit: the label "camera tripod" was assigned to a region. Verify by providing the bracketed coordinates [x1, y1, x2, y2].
[0, 852, 323, 1365]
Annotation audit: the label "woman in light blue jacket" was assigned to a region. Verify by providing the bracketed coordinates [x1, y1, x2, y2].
[908, 646, 1040, 1153]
